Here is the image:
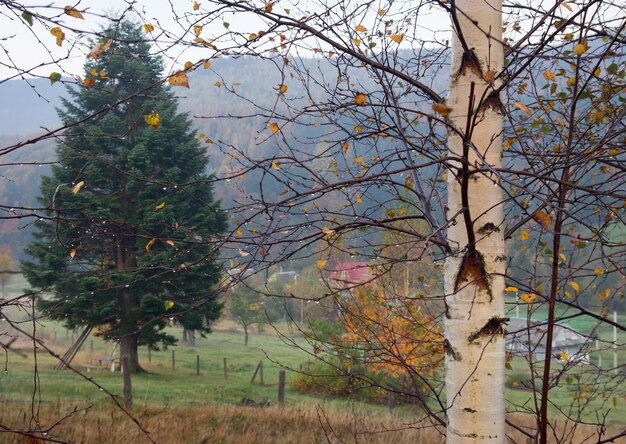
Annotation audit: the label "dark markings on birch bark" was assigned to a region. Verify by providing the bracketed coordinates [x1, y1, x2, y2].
[467, 316, 509, 343]
[454, 250, 489, 293]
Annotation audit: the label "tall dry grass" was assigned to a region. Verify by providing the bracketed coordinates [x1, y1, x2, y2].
[1, 402, 446, 443]
[2, 402, 624, 443]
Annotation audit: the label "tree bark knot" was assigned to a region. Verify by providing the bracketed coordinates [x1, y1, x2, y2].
[457, 50, 482, 78]
[454, 250, 489, 293]
[467, 316, 509, 343]
[444, 338, 463, 361]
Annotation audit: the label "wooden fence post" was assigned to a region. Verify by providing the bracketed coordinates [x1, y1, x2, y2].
[250, 361, 265, 384]
[148, 348, 151, 363]
[196, 355, 200, 376]
[172, 350, 175, 371]
[278, 370, 286, 405]
[223, 357, 228, 380]
[259, 361, 264, 385]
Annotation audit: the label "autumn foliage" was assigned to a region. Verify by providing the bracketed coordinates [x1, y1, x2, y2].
[339, 285, 443, 379]
[293, 283, 443, 402]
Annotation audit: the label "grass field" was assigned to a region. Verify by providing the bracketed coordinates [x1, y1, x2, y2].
[1, 276, 624, 442]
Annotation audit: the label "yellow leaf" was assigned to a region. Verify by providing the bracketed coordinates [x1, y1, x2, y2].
[432, 102, 452, 117]
[193, 1, 200, 10]
[316, 259, 326, 269]
[515, 101, 531, 115]
[236, 229, 243, 236]
[573, 42, 588, 55]
[50, 27, 65, 46]
[144, 24, 155, 33]
[248, 33, 258, 40]
[184, 61, 193, 70]
[543, 70, 556, 81]
[164, 300, 175, 311]
[203, 60, 211, 69]
[599, 289, 610, 299]
[279, 83, 288, 94]
[87, 39, 112, 59]
[390, 34, 404, 44]
[520, 230, 530, 241]
[532, 210, 552, 229]
[64, 5, 84, 19]
[69, 248, 77, 258]
[169, 71, 190, 88]
[154, 202, 166, 210]
[352, 38, 361, 46]
[594, 268, 603, 275]
[99, 70, 107, 78]
[268, 122, 280, 133]
[568, 281, 580, 292]
[71, 181, 85, 194]
[264, 2, 273, 12]
[165, 240, 175, 247]
[557, 352, 569, 361]
[483, 69, 495, 82]
[83, 77, 95, 89]
[321, 227, 335, 236]
[355, 24, 367, 33]
[354, 92, 367, 106]
[193, 25, 203, 37]
[214, 81, 221, 87]
[378, 9, 385, 16]
[354, 156, 364, 164]
[564, 291, 572, 299]
[559, 253, 567, 263]
[271, 161, 280, 169]
[567, 77, 576, 87]
[146, 238, 156, 252]
[505, 286, 519, 293]
[356, 196, 363, 204]
[145, 112, 160, 128]
[520, 293, 537, 304]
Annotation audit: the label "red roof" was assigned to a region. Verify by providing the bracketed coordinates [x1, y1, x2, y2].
[328, 262, 371, 288]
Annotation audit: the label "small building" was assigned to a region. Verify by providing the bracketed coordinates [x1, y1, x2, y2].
[506, 318, 590, 363]
[227, 267, 255, 281]
[328, 262, 372, 291]
[268, 270, 299, 283]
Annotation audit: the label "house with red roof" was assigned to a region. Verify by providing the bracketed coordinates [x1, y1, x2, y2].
[328, 262, 372, 290]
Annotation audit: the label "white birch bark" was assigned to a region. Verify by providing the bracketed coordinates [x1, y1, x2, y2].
[444, 1, 506, 442]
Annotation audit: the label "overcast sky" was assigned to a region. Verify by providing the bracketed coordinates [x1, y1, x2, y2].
[0, 0, 451, 80]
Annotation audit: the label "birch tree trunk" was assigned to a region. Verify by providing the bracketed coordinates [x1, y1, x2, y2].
[444, 1, 506, 442]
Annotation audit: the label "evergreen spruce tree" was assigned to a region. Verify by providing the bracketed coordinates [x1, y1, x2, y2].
[22, 20, 226, 373]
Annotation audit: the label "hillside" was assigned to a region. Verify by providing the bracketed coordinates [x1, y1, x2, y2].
[0, 54, 448, 261]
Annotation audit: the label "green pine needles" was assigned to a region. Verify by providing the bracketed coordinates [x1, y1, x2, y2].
[22, 20, 226, 372]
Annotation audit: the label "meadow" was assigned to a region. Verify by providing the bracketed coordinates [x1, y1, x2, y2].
[1, 275, 624, 443]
